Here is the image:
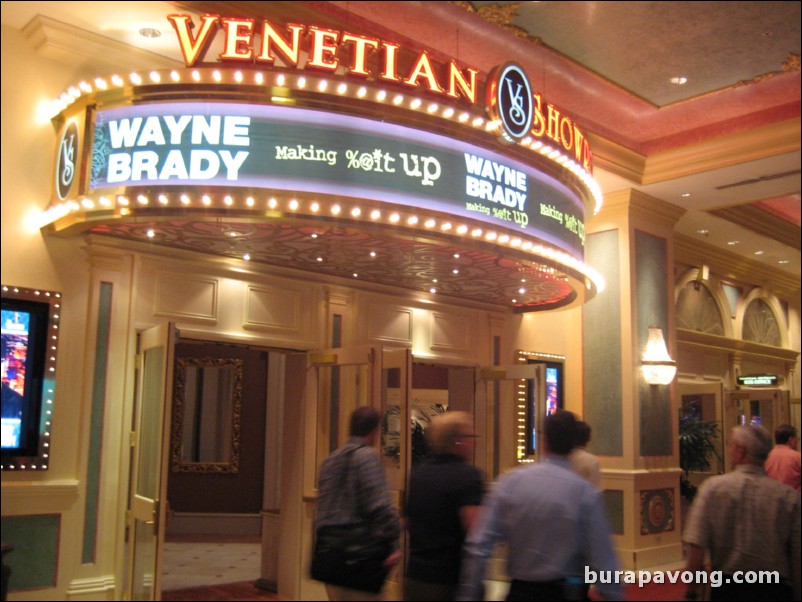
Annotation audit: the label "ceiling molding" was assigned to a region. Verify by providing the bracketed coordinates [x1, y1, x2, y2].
[674, 234, 800, 297]
[586, 132, 647, 185]
[677, 328, 799, 364]
[707, 205, 801, 251]
[22, 15, 181, 71]
[642, 118, 801, 185]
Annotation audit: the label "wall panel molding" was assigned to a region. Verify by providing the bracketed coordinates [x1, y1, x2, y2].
[367, 305, 413, 344]
[155, 272, 218, 322]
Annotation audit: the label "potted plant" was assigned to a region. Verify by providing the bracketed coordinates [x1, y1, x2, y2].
[679, 412, 722, 502]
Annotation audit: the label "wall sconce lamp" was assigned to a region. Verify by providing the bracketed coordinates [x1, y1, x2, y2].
[693, 264, 709, 291]
[641, 326, 676, 385]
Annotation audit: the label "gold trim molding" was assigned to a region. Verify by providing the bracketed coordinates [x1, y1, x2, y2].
[707, 205, 801, 251]
[674, 234, 800, 297]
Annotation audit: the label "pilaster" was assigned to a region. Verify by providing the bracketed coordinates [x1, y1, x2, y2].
[585, 189, 686, 569]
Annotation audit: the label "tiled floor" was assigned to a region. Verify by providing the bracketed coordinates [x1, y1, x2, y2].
[160, 539, 686, 601]
[162, 539, 262, 592]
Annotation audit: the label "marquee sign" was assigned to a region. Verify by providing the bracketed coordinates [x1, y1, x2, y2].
[167, 14, 593, 173]
[90, 102, 587, 257]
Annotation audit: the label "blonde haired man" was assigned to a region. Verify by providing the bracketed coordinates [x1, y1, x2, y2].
[405, 411, 484, 601]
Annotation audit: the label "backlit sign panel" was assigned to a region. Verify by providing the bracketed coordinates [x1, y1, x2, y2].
[737, 375, 778, 387]
[90, 102, 587, 256]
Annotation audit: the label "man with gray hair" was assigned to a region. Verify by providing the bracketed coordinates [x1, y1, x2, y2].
[683, 425, 801, 601]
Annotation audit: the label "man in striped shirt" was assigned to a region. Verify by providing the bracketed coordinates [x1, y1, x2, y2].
[314, 406, 401, 601]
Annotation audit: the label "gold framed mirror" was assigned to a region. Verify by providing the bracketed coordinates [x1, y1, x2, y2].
[170, 356, 243, 473]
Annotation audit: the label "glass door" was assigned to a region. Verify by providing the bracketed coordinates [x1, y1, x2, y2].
[724, 388, 789, 472]
[125, 323, 176, 601]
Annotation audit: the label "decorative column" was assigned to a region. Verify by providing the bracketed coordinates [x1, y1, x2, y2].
[584, 189, 686, 570]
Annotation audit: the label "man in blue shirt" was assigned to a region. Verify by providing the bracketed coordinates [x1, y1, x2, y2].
[456, 410, 622, 601]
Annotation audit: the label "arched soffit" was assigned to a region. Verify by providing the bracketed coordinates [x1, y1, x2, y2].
[739, 289, 788, 348]
[674, 268, 732, 338]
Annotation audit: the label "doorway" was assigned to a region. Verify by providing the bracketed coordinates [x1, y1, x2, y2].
[161, 340, 269, 595]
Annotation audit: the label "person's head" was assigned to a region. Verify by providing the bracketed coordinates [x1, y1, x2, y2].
[544, 409, 577, 456]
[774, 424, 798, 448]
[426, 411, 474, 457]
[349, 406, 381, 441]
[574, 421, 592, 448]
[729, 425, 773, 467]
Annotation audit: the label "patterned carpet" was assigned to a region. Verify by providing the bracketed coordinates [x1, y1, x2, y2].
[162, 581, 283, 601]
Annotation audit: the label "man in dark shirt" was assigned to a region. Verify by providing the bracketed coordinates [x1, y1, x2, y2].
[405, 411, 484, 601]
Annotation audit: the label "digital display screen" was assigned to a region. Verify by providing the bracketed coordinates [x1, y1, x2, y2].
[90, 102, 587, 258]
[1, 297, 49, 460]
[1, 309, 31, 448]
[525, 361, 564, 456]
[545, 367, 559, 416]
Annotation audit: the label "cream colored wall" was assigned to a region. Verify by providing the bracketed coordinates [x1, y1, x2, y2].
[1, 22, 112, 602]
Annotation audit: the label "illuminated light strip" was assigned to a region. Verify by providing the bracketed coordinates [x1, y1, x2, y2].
[48, 67, 603, 211]
[39, 191, 605, 295]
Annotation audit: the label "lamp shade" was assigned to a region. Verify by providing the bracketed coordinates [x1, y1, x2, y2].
[641, 326, 676, 385]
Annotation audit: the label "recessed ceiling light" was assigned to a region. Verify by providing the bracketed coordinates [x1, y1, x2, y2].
[778, 260, 789, 264]
[681, 192, 691, 198]
[696, 229, 709, 235]
[139, 28, 161, 38]
[670, 76, 688, 85]
[727, 240, 740, 245]
[754, 250, 764, 256]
